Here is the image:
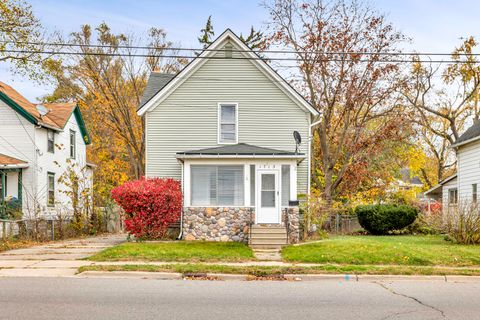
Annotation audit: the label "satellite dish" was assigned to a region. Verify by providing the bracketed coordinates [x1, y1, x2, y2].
[293, 131, 302, 154]
[36, 104, 49, 117]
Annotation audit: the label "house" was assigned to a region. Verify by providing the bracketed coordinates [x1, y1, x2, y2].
[425, 121, 480, 211]
[138, 29, 319, 246]
[0, 82, 92, 218]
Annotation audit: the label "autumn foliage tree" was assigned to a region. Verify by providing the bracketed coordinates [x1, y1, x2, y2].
[405, 37, 480, 185]
[265, 0, 410, 203]
[44, 23, 186, 204]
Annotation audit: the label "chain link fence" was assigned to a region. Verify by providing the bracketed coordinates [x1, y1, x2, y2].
[0, 206, 123, 241]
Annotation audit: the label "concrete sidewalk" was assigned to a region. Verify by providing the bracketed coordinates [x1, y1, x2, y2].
[0, 234, 126, 277]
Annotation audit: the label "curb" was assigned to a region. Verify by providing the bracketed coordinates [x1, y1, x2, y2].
[78, 271, 183, 280]
[75, 271, 480, 282]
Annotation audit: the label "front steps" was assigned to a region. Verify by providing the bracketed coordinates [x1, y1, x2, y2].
[249, 225, 288, 250]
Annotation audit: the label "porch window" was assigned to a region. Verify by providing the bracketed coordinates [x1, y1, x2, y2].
[47, 129, 55, 153]
[281, 165, 290, 206]
[448, 188, 458, 205]
[47, 172, 55, 207]
[191, 165, 244, 206]
[218, 104, 237, 144]
[69, 129, 76, 159]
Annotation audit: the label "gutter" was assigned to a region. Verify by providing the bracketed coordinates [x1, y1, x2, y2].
[450, 135, 480, 149]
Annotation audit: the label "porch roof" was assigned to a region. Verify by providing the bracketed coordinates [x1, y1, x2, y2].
[0, 153, 29, 169]
[176, 143, 305, 159]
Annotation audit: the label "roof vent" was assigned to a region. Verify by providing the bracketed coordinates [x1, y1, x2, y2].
[36, 104, 49, 117]
[225, 43, 233, 58]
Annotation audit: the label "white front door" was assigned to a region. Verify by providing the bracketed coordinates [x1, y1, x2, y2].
[256, 170, 280, 224]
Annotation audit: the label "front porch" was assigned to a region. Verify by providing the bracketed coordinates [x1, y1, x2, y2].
[176, 143, 304, 245]
[0, 153, 28, 218]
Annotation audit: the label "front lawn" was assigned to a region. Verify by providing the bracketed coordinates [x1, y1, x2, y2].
[89, 241, 255, 262]
[282, 235, 480, 266]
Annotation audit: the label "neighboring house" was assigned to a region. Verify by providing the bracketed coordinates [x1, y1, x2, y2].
[138, 29, 319, 246]
[425, 121, 480, 211]
[0, 82, 92, 218]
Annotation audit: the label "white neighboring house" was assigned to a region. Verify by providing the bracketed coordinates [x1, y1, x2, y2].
[0, 82, 93, 218]
[425, 121, 480, 211]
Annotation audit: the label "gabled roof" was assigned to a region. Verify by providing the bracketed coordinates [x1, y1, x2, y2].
[0, 82, 91, 144]
[451, 120, 480, 148]
[176, 143, 305, 159]
[138, 29, 319, 117]
[139, 73, 175, 110]
[0, 153, 29, 168]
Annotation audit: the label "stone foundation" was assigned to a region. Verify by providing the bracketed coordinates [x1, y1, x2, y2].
[182, 206, 300, 243]
[283, 207, 300, 244]
[183, 207, 254, 243]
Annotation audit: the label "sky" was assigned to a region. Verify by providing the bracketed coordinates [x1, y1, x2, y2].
[2, 0, 480, 101]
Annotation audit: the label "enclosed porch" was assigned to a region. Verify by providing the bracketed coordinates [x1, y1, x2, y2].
[176, 143, 304, 246]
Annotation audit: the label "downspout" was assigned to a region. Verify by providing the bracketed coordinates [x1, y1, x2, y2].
[177, 159, 184, 240]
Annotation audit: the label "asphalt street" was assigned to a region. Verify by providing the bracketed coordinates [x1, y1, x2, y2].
[0, 277, 478, 320]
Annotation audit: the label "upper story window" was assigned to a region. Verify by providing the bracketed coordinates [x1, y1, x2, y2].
[218, 103, 238, 144]
[47, 129, 55, 153]
[69, 129, 76, 159]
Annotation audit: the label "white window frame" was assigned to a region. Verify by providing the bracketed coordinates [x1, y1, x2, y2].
[69, 129, 76, 159]
[217, 103, 238, 145]
[47, 129, 55, 153]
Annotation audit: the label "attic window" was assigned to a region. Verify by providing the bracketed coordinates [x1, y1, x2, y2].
[224, 43, 233, 58]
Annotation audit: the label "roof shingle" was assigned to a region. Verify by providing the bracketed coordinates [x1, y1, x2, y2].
[454, 120, 480, 146]
[139, 72, 175, 109]
[0, 82, 76, 130]
[177, 143, 303, 157]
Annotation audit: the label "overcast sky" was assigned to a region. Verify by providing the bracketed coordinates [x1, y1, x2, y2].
[2, 0, 480, 101]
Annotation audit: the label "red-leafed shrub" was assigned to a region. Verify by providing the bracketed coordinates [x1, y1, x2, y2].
[111, 178, 183, 239]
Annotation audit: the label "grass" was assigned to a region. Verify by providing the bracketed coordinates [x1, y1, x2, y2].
[88, 241, 255, 262]
[0, 239, 38, 253]
[282, 235, 480, 266]
[78, 263, 480, 276]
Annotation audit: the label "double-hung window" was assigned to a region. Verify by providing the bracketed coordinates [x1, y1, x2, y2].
[191, 165, 244, 206]
[69, 129, 76, 159]
[218, 103, 237, 144]
[47, 172, 55, 207]
[47, 130, 55, 153]
[448, 188, 458, 206]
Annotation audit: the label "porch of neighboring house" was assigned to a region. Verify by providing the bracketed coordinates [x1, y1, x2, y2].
[0, 153, 28, 218]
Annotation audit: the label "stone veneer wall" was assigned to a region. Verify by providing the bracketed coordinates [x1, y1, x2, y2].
[183, 207, 254, 243]
[283, 207, 300, 244]
[183, 206, 301, 243]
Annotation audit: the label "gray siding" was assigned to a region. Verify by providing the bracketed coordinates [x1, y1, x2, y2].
[145, 40, 311, 194]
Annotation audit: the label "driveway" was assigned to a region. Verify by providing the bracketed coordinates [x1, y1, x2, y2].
[0, 234, 126, 277]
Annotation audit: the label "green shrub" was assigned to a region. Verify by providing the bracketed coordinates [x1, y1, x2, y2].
[355, 204, 418, 235]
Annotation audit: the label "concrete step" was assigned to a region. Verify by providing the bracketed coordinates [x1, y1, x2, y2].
[248, 233, 287, 240]
[250, 238, 288, 245]
[250, 244, 285, 250]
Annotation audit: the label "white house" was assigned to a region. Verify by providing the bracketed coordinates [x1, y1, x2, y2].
[425, 121, 480, 210]
[138, 29, 319, 247]
[0, 82, 92, 218]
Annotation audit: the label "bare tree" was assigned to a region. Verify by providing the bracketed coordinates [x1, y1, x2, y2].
[264, 0, 409, 203]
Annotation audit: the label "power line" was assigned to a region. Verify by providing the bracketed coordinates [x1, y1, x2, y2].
[0, 48, 473, 64]
[1, 40, 479, 57]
